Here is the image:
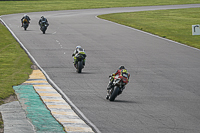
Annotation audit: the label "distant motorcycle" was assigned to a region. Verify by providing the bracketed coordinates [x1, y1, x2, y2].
[106, 74, 129, 101]
[22, 20, 29, 30]
[74, 54, 85, 73]
[40, 21, 48, 34]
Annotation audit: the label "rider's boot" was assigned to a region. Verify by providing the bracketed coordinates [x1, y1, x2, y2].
[74, 60, 77, 67]
[106, 90, 110, 100]
[82, 60, 85, 68]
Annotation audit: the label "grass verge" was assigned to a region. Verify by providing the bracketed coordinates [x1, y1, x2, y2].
[0, 113, 3, 133]
[0, 0, 200, 15]
[98, 8, 200, 49]
[0, 22, 33, 104]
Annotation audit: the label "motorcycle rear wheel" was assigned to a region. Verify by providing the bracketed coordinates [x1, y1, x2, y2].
[41, 26, 46, 34]
[77, 60, 83, 73]
[23, 23, 28, 31]
[109, 86, 119, 101]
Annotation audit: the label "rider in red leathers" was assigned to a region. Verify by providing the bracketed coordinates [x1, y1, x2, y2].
[107, 66, 130, 97]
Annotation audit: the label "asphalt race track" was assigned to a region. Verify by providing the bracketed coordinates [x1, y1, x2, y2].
[1, 4, 200, 133]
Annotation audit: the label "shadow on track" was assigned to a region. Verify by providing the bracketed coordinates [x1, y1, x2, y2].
[103, 98, 139, 104]
[111, 100, 138, 104]
[71, 71, 97, 74]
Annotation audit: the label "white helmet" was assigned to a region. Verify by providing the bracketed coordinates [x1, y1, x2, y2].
[76, 46, 81, 49]
[24, 14, 27, 17]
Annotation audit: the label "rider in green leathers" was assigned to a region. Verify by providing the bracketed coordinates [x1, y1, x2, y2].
[72, 46, 86, 67]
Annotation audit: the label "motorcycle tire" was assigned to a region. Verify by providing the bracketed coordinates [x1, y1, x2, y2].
[23, 23, 28, 31]
[109, 86, 119, 101]
[77, 60, 83, 73]
[41, 26, 46, 34]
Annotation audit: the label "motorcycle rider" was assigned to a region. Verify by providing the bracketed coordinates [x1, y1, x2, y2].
[38, 16, 49, 29]
[21, 14, 31, 27]
[72, 46, 86, 67]
[106, 66, 130, 98]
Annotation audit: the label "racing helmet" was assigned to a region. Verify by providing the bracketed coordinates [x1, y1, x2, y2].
[122, 69, 127, 73]
[119, 65, 125, 70]
[76, 46, 81, 49]
[24, 14, 27, 17]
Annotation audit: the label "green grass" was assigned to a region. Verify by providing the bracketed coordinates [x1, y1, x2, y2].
[0, 113, 3, 129]
[99, 8, 200, 49]
[0, 0, 200, 104]
[0, 23, 33, 102]
[0, 0, 200, 15]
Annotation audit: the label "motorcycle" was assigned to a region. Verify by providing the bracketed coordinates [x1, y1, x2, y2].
[74, 54, 85, 73]
[106, 74, 129, 101]
[40, 21, 48, 34]
[22, 19, 29, 30]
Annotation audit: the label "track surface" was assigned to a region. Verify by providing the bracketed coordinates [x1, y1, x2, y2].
[2, 4, 200, 133]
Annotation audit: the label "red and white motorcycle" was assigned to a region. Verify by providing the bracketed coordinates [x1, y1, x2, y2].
[106, 74, 129, 101]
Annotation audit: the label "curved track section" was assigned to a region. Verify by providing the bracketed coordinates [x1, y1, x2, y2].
[1, 4, 200, 133]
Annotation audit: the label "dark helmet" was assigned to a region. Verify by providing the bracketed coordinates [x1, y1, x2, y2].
[119, 65, 125, 70]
